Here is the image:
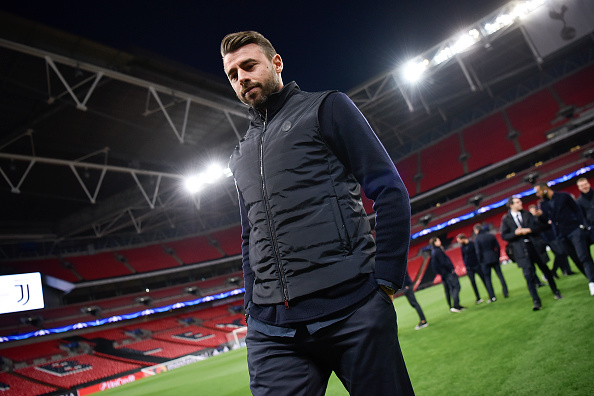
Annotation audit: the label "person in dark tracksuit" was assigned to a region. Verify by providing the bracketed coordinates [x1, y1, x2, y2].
[473, 223, 509, 301]
[429, 237, 464, 312]
[221, 31, 414, 395]
[456, 233, 492, 304]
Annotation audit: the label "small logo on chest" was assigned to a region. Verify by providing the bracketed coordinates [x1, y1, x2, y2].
[281, 121, 292, 132]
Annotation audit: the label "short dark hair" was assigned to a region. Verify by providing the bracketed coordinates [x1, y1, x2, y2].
[456, 233, 467, 240]
[429, 237, 438, 246]
[506, 197, 515, 209]
[221, 31, 277, 60]
[473, 223, 482, 232]
[534, 182, 549, 190]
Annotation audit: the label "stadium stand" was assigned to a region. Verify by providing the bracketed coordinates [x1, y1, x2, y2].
[152, 325, 229, 348]
[118, 245, 180, 273]
[115, 338, 205, 359]
[396, 153, 420, 197]
[462, 113, 518, 173]
[553, 64, 594, 108]
[506, 89, 562, 150]
[0, 372, 57, 396]
[209, 226, 243, 256]
[15, 354, 142, 389]
[68, 252, 133, 280]
[8, 258, 79, 283]
[165, 235, 223, 264]
[419, 134, 464, 192]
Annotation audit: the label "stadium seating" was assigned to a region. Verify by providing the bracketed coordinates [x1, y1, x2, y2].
[152, 325, 229, 348]
[0, 372, 57, 396]
[553, 63, 594, 108]
[419, 134, 464, 192]
[68, 252, 133, 280]
[462, 113, 518, 173]
[116, 338, 205, 359]
[8, 258, 79, 283]
[118, 245, 180, 273]
[165, 235, 223, 264]
[395, 153, 419, 197]
[506, 89, 561, 150]
[0, 339, 66, 364]
[209, 226, 243, 256]
[16, 354, 142, 389]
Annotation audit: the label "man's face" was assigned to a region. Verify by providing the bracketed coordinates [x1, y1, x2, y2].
[535, 185, 546, 199]
[511, 198, 523, 212]
[223, 43, 283, 109]
[577, 179, 591, 194]
[434, 238, 442, 247]
[457, 237, 467, 245]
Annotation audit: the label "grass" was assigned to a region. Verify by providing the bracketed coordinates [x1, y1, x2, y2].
[102, 258, 594, 396]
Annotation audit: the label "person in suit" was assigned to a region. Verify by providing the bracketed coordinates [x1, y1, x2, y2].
[535, 182, 594, 296]
[473, 224, 508, 301]
[456, 233, 492, 303]
[501, 197, 563, 310]
[429, 237, 465, 312]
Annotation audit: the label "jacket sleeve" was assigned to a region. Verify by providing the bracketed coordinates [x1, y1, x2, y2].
[237, 190, 254, 311]
[319, 92, 411, 290]
[500, 216, 517, 242]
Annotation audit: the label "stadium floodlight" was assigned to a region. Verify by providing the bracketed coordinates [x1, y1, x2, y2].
[435, 29, 481, 65]
[484, 0, 546, 35]
[184, 163, 233, 194]
[402, 59, 429, 83]
[184, 175, 204, 194]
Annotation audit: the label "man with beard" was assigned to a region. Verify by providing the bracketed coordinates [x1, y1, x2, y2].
[221, 31, 414, 395]
[501, 197, 562, 310]
[534, 182, 594, 296]
[576, 177, 594, 244]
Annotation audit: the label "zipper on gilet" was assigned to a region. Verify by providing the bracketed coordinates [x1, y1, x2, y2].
[259, 110, 290, 309]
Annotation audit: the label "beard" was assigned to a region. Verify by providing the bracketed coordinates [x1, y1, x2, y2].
[240, 69, 281, 110]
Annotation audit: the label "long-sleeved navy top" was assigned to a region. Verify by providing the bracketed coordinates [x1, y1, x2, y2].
[237, 83, 411, 331]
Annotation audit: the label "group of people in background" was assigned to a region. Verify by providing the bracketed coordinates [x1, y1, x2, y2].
[407, 177, 594, 324]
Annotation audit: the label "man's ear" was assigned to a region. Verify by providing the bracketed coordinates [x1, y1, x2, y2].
[272, 54, 283, 73]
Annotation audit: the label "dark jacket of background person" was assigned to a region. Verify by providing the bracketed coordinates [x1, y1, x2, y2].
[460, 240, 481, 271]
[577, 189, 594, 226]
[430, 246, 456, 277]
[539, 191, 588, 237]
[474, 229, 501, 266]
[501, 209, 547, 268]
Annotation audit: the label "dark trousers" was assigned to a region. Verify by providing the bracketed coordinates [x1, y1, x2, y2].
[481, 262, 508, 297]
[520, 242, 560, 304]
[442, 272, 461, 309]
[565, 228, 594, 282]
[467, 267, 490, 300]
[548, 239, 572, 276]
[404, 286, 426, 322]
[246, 289, 415, 396]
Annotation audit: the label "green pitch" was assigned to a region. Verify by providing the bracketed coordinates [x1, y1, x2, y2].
[101, 258, 594, 395]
